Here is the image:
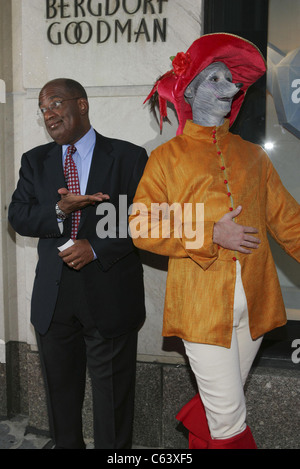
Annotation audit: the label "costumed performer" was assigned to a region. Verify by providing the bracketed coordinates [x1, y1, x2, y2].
[129, 33, 300, 449]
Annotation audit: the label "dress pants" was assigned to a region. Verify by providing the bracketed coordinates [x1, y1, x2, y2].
[36, 264, 138, 449]
[183, 261, 263, 440]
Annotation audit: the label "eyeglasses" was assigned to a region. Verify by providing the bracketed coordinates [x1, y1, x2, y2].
[38, 97, 83, 117]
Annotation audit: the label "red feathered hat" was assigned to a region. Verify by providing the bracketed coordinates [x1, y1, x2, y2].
[145, 33, 266, 135]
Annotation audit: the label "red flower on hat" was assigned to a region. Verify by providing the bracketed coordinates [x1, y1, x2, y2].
[171, 52, 191, 77]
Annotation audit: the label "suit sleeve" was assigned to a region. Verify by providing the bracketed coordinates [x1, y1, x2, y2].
[8, 153, 62, 238]
[128, 148, 219, 270]
[88, 147, 149, 271]
[265, 155, 300, 262]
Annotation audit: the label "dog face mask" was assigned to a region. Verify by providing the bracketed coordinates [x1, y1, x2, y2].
[184, 62, 243, 127]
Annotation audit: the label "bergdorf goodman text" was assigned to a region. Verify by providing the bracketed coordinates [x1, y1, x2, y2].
[46, 0, 169, 44]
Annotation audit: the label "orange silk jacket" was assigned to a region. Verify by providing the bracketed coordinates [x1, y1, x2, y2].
[130, 120, 300, 347]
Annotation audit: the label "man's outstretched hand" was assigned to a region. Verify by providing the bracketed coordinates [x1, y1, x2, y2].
[57, 187, 110, 215]
[213, 206, 261, 254]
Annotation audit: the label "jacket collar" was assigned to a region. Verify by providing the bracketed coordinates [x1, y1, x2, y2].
[183, 118, 230, 141]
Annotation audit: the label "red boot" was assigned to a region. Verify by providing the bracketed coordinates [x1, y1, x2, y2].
[177, 394, 257, 450]
[176, 394, 211, 449]
[208, 425, 257, 449]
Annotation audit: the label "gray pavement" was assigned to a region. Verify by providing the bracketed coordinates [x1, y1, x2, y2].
[0, 415, 146, 449]
[0, 415, 98, 449]
[0, 415, 51, 449]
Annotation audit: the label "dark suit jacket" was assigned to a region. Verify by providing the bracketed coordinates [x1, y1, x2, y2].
[8, 131, 148, 337]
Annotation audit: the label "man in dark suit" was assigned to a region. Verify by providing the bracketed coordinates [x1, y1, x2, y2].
[8, 78, 148, 449]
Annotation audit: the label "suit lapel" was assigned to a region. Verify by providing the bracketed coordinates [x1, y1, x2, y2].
[78, 132, 115, 230]
[85, 132, 114, 195]
[43, 143, 66, 193]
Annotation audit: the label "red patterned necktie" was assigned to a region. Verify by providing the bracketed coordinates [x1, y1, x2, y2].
[64, 145, 81, 239]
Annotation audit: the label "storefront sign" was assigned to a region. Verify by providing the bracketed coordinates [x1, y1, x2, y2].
[45, 0, 169, 45]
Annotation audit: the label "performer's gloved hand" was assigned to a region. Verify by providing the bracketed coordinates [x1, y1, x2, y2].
[213, 206, 261, 254]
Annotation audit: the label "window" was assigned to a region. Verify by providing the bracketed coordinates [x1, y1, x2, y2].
[204, 0, 300, 363]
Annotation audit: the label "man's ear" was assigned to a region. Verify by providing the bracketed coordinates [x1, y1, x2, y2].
[78, 98, 89, 115]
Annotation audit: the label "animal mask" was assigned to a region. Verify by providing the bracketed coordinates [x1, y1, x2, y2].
[184, 62, 243, 127]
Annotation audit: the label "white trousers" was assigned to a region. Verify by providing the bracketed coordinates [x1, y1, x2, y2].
[183, 261, 263, 439]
